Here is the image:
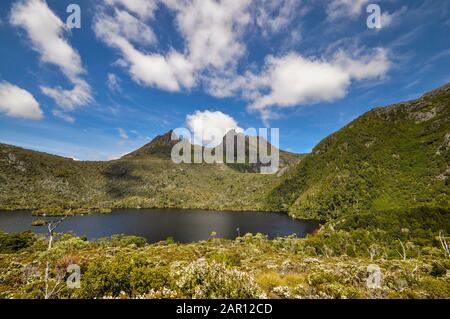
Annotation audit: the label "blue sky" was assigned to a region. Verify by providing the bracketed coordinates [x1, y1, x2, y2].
[0, 0, 449, 160]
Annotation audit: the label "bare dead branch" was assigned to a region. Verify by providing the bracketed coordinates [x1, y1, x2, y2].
[43, 208, 71, 299]
[439, 230, 449, 259]
[396, 239, 407, 261]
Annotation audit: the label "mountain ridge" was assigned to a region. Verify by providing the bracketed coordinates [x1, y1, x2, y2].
[267, 82, 449, 220]
[0, 83, 448, 219]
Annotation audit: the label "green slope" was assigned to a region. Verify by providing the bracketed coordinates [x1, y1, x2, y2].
[267, 83, 450, 220]
[0, 132, 302, 212]
[1, 84, 448, 218]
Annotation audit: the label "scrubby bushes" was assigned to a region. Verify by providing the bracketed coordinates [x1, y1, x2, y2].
[1, 221, 449, 299]
[208, 251, 242, 267]
[300, 208, 450, 259]
[79, 253, 173, 298]
[173, 260, 263, 298]
[0, 231, 35, 253]
[79, 254, 262, 299]
[335, 207, 450, 239]
[95, 234, 147, 248]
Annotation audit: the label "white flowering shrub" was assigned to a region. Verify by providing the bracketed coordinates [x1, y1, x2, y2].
[140, 288, 180, 299]
[272, 285, 293, 298]
[173, 260, 263, 298]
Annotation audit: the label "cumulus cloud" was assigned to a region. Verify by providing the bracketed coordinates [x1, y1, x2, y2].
[0, 82, 43, 120]
[242, 48, 390, 123]
[94, 0, 252, 92]
[94, 8, 195, 92]
[10, 0, 92, 116]
[10, 0, 84, 80]
[186, 110, 242, 147]
[92, 0, 392, 125]
[164, 0, 251, 70]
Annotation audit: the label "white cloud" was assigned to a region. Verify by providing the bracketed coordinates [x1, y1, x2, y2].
[202, 47, 390, 125]
[333, 48, 391, 79]
[94, 8, 195, 92]
[94, 0, 254, 93]
[107, 73, 121, 92]
[10, 0, 84, 80]
[380, 7, 407, 28]
[10, 0, 92, 114]
[247, 54, 350, 110]
[91, 0, 392, 125]
[0, 82, 43, 120]
[164, 0, 251, 71]
[255, 0, 302, 37]
[327, 0, 369, 20]
[99, 8, 156, 45]
[52, 109, 75, 123]
[243, 48, 390, 122]
[127, 49, 195, 91]
[118, 127, 129, 140]
[202, 69, 247, 98]
[105, 0, 158, 20]
[186, 110, 241, 147]
[40, 79, 92, 111]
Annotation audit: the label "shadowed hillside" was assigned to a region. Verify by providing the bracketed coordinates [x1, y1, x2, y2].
[1, 84, 448, 218]
[0, 131, 301, 213]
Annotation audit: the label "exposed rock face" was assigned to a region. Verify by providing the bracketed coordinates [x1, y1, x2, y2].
[436, 166, 450, 181]
[422, 82, 450, 98]
[220, 130, 273, 173]
[8, 153, 17, 162]
[219, 130, 300, 173]
[121, 129, 302, 173]
[121, 130, 180, 159]
[436, 132, 450, 155]
[4, 152, 26, 172]
[411, 107, 438, 123]
[374, 84, 450, 122]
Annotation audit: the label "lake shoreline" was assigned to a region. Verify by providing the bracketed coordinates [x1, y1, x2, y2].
[0, 205, 286, 215]
[0, 208, 320, 243]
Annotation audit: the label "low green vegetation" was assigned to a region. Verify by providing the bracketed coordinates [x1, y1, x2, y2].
[0, 145, 284, 214]
[0, 207, 449, 299]
[268, 84, 449, 221]
[0, 84, 449, 299]
[31, 220, 47, 226]
[1, 85, 447, 218]
[0, 231, 35, 254]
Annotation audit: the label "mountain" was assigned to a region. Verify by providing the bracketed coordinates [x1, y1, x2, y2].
[219, 130, 304, 173]
[0, 129, 301, 212]
[267, 83, 450, 220]
[121, 130, 179, 159]
[123, 129, 303, 173]
[0, 83, 448, 218]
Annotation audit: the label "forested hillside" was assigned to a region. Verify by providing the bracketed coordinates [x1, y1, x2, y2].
[268, 83, 450, 220]
[1, 84, 448, 219]
[0, 132, 300, 212]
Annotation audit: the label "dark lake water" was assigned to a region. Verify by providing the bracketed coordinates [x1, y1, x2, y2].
[0, 209, 319, 243]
